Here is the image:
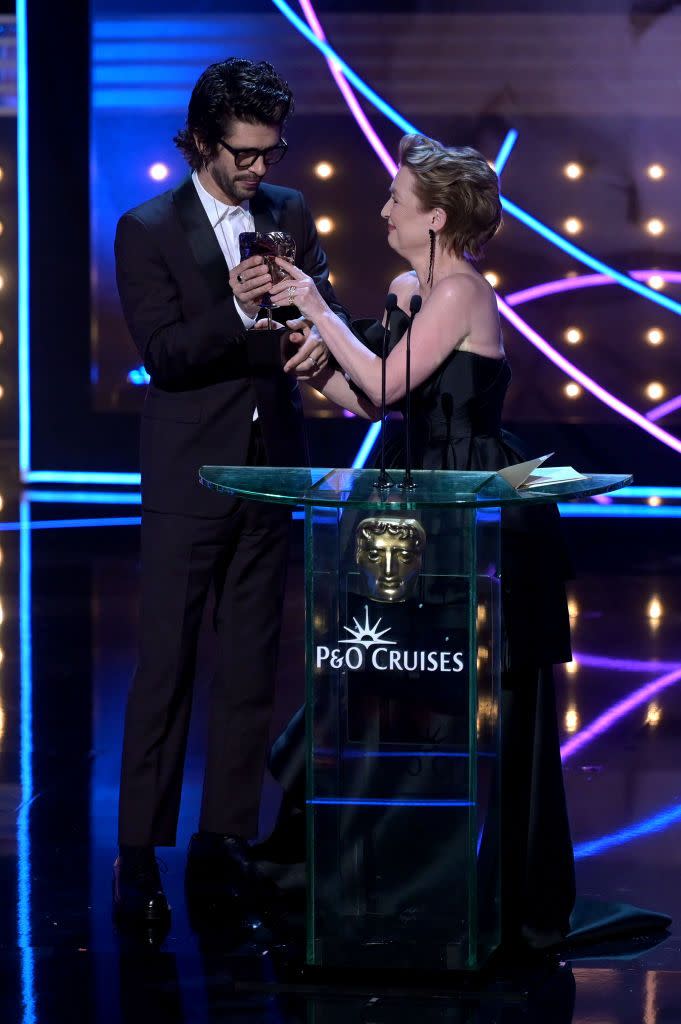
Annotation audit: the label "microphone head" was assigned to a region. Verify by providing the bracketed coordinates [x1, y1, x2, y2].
[409, 294, 422, 315]
[385, 292, 398, 313]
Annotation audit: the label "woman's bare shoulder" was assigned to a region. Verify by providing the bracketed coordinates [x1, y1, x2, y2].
[387, 270, 419, 309]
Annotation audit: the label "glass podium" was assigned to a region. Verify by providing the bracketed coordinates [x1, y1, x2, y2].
[199, 466, 630, 972]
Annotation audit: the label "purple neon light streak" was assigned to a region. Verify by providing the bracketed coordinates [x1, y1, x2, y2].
[506, 269, 681, 307]
[560, 665, 681, 762]
[297, 0, 398, 178]
[573, 653, 681, 672]
[647, 394, 681, 423]
[497, 296, 681, 456]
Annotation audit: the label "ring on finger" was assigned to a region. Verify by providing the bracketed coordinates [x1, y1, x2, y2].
[288, 284, 296, 303]
[237, 273, 244, 284]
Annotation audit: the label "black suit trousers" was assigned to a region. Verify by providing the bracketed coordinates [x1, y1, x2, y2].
[118, 467, 290, 847]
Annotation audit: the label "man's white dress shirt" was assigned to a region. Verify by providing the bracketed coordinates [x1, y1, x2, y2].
[192, 170, 260, 420]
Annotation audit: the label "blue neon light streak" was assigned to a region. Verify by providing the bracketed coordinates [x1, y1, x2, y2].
[270, 0, 418, 135]
[25, 472, 141, 486]
[575, 801, 681, 860]
[17, 498, 36, 1024]
[94, 65, 209, 86]
[493, 129, 518, 175]
[557, 503, 681, 519]
[94, 42, 223, 61]
[501, 197, 681, 317]
[17, 0, 30, 479]
[93, 18, 249, 39]
[93, 89, 192, 110]
[615, 487, 681, 499]
[351, 421, 382, 469]
[0, 517, 141, 533]
[308, 798, 475, 808]
[27, 490, 141, 505]
[0, 515, 302, 532]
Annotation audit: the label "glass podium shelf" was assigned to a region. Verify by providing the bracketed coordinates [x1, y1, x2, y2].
[199, 466, 631, 509]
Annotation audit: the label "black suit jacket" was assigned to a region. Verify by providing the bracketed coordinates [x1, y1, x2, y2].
[115, 177, 348, 517]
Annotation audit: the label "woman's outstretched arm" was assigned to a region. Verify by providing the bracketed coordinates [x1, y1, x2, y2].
[283, 320, 380, 419]
[270, 258, 474, 406]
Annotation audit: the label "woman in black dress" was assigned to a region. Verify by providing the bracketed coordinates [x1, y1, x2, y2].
[267, 134, 575, 948]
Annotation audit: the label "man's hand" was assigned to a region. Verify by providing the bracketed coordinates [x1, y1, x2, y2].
[229, 255, 273, 319]
[283, 317, 330, 378]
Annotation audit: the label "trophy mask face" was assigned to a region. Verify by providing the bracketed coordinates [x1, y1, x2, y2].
[355, 517, 427, 603]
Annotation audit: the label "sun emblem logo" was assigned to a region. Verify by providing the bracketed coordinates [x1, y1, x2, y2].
[339, 605, 396, 647]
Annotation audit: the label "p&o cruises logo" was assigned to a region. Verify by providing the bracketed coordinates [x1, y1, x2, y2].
[316, 606, 465, 674]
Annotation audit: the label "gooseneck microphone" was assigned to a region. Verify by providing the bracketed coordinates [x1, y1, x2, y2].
[401, 293, 422, 490]
[376, 292, 398, 490]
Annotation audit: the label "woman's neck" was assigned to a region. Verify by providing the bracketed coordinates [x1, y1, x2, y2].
[411, 248, 472, 293]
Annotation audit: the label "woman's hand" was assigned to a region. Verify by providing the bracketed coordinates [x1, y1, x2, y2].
[269, 258, 329, 321]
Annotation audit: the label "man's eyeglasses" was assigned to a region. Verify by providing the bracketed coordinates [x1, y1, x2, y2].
[219, 138, 288, 170]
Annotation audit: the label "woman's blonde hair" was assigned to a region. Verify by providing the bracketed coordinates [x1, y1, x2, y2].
[398, 134, 502, 260]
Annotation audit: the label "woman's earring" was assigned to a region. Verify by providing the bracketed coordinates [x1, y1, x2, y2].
[427, 229, 436, 286]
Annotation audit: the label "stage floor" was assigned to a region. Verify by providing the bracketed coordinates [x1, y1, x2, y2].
[1, 495, 680, 1022]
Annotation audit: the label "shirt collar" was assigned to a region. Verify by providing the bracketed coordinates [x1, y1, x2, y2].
[192, 170, 250, 226]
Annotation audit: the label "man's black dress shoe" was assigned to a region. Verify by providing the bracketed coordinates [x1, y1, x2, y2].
[185, 832, 278, 924]
[112, 849, 170, 930]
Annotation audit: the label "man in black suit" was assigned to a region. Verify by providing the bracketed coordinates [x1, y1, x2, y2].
[112, 58, 347, 928]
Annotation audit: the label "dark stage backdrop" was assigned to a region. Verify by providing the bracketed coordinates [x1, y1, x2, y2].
[27, 0, 681, 479]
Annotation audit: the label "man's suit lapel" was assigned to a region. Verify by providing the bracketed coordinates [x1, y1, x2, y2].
[172, 176, 232, 305]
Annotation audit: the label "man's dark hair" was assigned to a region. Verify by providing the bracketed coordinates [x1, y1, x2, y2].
[174, 58, 294, 170]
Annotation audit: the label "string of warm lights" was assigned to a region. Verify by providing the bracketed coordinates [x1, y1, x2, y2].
[532, 159, 667, 247]
[502, 271, 679, 414]
[553, 165, 673, 402]
[560, 162, 669, 238]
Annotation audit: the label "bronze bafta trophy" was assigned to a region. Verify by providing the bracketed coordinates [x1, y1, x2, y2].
[238, 230, 296, 329]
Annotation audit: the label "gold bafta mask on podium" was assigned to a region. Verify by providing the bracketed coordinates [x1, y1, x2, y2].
[355, 517, 427, 603]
